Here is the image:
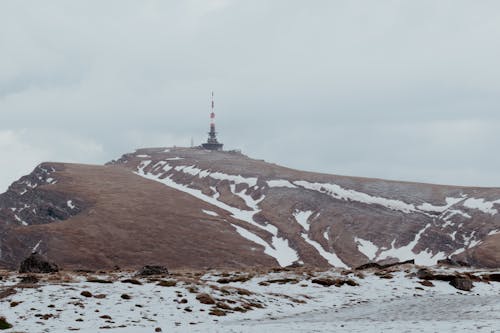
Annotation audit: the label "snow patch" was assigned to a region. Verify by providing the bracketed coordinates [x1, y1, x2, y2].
[46, 177, 57, 184]
[355, 237, 379, 261]
[14, 214, 28, 226]
[32, 240, 42, 252]
[463, 198, 500, 215]
[294, 180, 416, 213]
[292, 210, 313, 231]
[202, 209, 218, 217]
[267, 180, 297, 188]
[417, 197, 464, 213]
[377, 224, 444, 265]
[210, 172, 258, 187]
[323, 228, 330, 241]
[487, 229, 500, 236]
[67, 200, 76, 209]
[301, 234, 347, 268]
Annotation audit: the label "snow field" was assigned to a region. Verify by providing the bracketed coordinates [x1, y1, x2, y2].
[3, 266, 499, 332]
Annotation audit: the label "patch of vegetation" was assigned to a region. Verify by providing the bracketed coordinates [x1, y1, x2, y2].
[0, 317, 13, 330]
[196, 293, 215, 305]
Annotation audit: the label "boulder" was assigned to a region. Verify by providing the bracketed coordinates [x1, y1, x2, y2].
[196, 293, 216, 305]
[381, 259, 414, 269]
[19, 275, 39, 284]
[482, 273, 500, 283]
[417, 268, 456, 282]
[19, 253, 59, 274]
[449, 276, 473, 291]
[437, 258, 469, 267]
[311, 277, 358, 287]
[355, 263, 382, 270]
[416, 268, 435, 280]
[356, 259, 415, 271]
[418, 280, 435, 287]
[136, 265, 169, 276]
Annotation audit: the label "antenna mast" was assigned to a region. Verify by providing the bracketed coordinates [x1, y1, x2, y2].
[201, 91, 224, 151]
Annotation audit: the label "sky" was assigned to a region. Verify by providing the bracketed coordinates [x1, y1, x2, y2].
[1, 0, 500, 192]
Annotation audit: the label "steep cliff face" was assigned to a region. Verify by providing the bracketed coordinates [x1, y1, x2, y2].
[1, 147, 499, 270]
[0, 163, 85, 227]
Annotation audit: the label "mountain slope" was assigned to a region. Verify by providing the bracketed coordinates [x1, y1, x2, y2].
[1, 147, 499, 269]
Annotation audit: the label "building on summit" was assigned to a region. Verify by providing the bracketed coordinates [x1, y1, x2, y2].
[201, 92, 224, 151]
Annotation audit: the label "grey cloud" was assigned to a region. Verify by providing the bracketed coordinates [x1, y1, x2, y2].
[1, 0, 500, 191]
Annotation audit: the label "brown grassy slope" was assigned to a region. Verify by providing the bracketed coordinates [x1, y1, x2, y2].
[2, 163, 276, 270]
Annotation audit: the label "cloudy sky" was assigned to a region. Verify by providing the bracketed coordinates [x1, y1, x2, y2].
[1, 0, 500, 192]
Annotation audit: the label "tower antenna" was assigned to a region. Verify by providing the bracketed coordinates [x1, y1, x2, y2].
[201, 91, 224, 151]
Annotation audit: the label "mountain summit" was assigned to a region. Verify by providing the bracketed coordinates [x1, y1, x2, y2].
[0, 147, 499, 270]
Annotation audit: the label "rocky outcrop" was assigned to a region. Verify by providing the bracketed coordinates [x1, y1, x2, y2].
[0, 163, 86, 227]
[136, 265, 169, 276]
[416, 268, 475, 291]
[19, 253, 59, 273]
[449, 276, 473, 291]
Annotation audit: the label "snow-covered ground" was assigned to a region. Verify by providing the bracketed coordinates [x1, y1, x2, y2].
[1, 266, 499, 332]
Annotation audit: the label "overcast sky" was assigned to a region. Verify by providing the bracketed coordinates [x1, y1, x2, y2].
[1, 0, 500, 192]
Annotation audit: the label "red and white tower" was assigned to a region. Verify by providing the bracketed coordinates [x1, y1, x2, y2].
[202, 91, 224, 150]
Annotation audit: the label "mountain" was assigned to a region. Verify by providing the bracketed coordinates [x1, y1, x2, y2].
[0, 147, 499, 270]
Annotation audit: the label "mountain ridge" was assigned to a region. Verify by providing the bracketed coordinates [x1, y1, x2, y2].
[0, 147, 499, 270]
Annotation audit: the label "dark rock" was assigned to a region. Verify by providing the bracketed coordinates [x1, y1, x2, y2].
[437, 258, 470, 267]
[80, 291, 93, 298]
[157, 280, 177, 287]
[121, 279, 142, 285]
[484, 273, 500, 282]
[463, 272, 482, 282]
[344, 279, 359, 286]
[216, 275, 253, 284]
[286, 261, 304, 268]
[311, 277, 358, 287]
[355, 263, 382, 270]
[0, 288, 17, 300]
[356, 259, 414, 271]
[136, 265, 169, 276]
[209, 308, 227, 316]
[377, 273, 394, 279]
[381, 259, 414, 269]
[19, 253, 59, 274]
[416, 268, 435, 280]
[418, 280, 435, 287]
[121, 294, 131, 300]
[449, 277, 473, 291]
[417, 268, 456, 282]
[196, 293, 216, 305]
[258, 278, 298, 285]
[87, 278, 112, 284]
[19, 275, 39, 284]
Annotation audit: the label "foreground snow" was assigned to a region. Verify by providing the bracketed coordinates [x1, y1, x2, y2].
[1, 266, 499, 332]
